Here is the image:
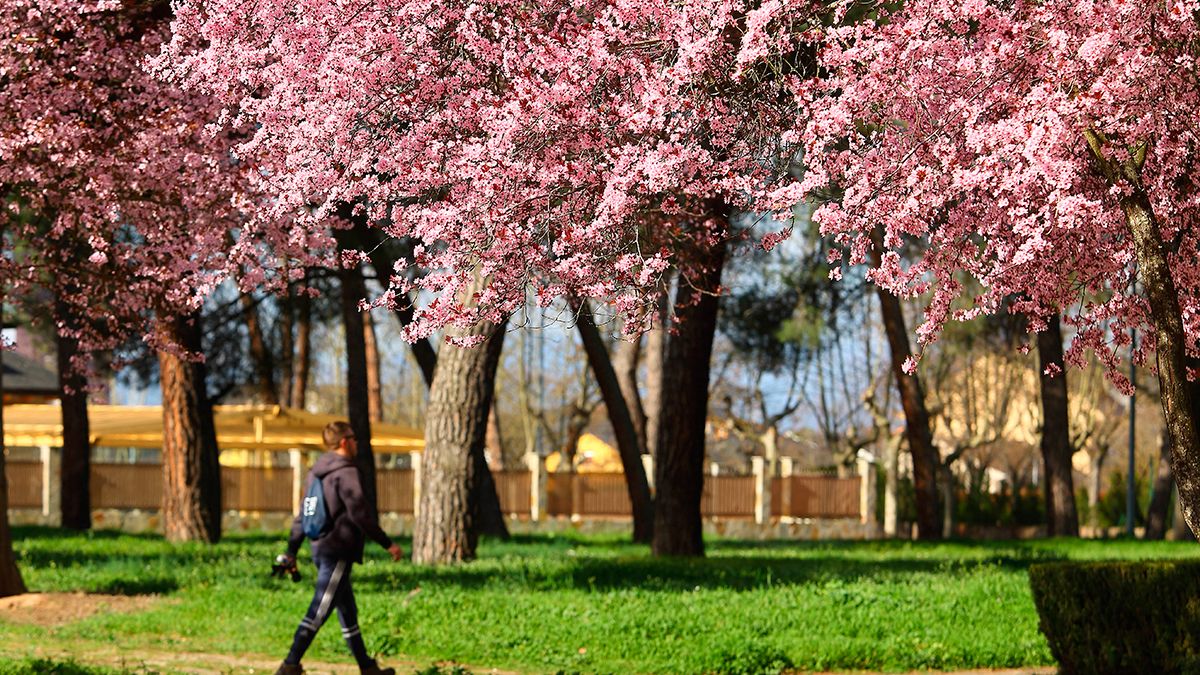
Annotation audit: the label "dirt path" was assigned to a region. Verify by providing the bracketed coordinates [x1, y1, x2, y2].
[5, 643, 513, 675]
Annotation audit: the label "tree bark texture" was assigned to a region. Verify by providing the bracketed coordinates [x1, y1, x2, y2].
[1123, 194, 1200, 536]
[1145, 428, 1174, 540]
[157, 313, 222, 543]
[574, 300, 655, 543]
[338, 258, 378, 511]
[239, 292, 279, 405]
[870, 227, 941, 540]
[412, 313, 508, 564]
[0, 335, 28, 596]
[652, 217, 727, 557]
[363, 310, 383, 423]
[290, 277, 312, 410]
[1037, 315, 1080, 537]
[55, 297, 91, 530]
[613, 333, 648, 454]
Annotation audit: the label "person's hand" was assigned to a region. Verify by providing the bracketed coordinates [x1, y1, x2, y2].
[387, 543, 404, 562]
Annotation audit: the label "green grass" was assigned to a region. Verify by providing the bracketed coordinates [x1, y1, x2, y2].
[4, 526, 1199, 673]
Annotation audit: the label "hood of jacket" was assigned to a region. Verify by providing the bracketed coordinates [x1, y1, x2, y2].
[311, 452, 356, 479]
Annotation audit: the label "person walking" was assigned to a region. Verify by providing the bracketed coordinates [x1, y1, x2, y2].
[275, 421, 403, 675]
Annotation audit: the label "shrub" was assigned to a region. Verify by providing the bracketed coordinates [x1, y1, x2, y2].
[1029, 560, 1200, 674]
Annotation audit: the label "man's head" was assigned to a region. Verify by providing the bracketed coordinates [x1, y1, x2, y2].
[323, 421, 357, 458]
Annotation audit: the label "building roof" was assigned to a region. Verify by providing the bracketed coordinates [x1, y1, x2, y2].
[3, 404, 424, 452]
[2, 350, 58, 395]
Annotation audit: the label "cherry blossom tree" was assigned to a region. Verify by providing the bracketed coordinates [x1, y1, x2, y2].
[757, 0, 1200, 533]
[1, 1, 316, 556]
[165, 0, 810, 559]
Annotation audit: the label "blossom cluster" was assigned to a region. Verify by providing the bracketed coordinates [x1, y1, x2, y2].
[161, 0, 813, 337]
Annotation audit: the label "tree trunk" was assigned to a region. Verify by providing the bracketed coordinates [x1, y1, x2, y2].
[1122, 194, 1200, 536]
[158, 313, 222, 543]
[240, 291, 279, 405]
[1037, 315, 1080, 537]
[279, 288, 295, 409]
[290, 274, 312, 410]
[0, 323, 28, 597]
[55, 297, 91, 531]
[883, 435, 900, 537]
[338, 258, 378, 512]
[412, 308, 508, 564]
[485, 401, 505, 470]
[357, 227, 439, 387]
[941, 464, 956, 538]
[1145, 428, 1174, 540]
[574, 300, 654, 543]
[1088, 451, 1107, 531]
[870, 227, 941, 540]
[652, 211, 727, 557]
[364, 310, 383, 424]
[643, 294, 668, 463]
[613, 333, 647, 454]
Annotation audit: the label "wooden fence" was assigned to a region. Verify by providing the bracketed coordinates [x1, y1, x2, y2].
[5, 458, 865, 521]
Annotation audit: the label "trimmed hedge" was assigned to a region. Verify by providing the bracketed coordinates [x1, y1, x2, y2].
[1029, 560, 1200, 674]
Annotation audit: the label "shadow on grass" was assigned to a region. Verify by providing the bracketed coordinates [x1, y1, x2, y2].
[352, 549, 1066, 593]
[12, 525, 1067, 596]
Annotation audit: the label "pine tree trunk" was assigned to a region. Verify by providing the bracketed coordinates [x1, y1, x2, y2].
[1122, 194, 1200, 536]
[412, 310, 507, 564]
[1146, 429, 1174, 540]
[158, 313, 222, 543]
[870, 228, 941, 540]
[574, 300, 654, 543]
[643, 295, 668, 463]
[613, 333, 647, 454]
[55, 297, 91, 531]
[290, 275, 312, 410]
[364, 311, 383, 424]
[652, 214, 727, 557]
[338, 259, 377, 511]
[240, 292, 279, 405]
[0, 332, 28, 597]
[1037, 315, 1080, 537]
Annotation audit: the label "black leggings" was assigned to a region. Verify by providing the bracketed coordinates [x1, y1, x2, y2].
[284, 556, 375, 668]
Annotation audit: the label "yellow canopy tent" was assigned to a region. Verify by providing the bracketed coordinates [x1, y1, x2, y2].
[545, 433, 624, 473]
[2, 404, 424, 457]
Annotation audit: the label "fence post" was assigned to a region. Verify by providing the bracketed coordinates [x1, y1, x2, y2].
[858, 455, 877, 525]
[410, 451, 423, 518]
[752, 456, 770, 525]
[289, 449, 303, 515]
[40, 445, 61, 523]
[525, 452, 545, 521]
[779, 457, 794, 519]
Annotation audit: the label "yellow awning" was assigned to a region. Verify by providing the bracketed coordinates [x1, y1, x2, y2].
[2, 404, 424, 452]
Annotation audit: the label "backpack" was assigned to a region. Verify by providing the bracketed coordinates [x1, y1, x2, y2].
[301, 475, 331, 540]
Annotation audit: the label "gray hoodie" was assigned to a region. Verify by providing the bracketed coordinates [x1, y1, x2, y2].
[287, 453, 393, 563]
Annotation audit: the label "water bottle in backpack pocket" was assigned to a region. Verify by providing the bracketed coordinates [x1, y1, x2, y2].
[301, 475, 330, 539]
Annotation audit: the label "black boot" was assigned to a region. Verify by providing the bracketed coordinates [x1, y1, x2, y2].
[274, 663, 303, 675]
[360, 664, 395, 675]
